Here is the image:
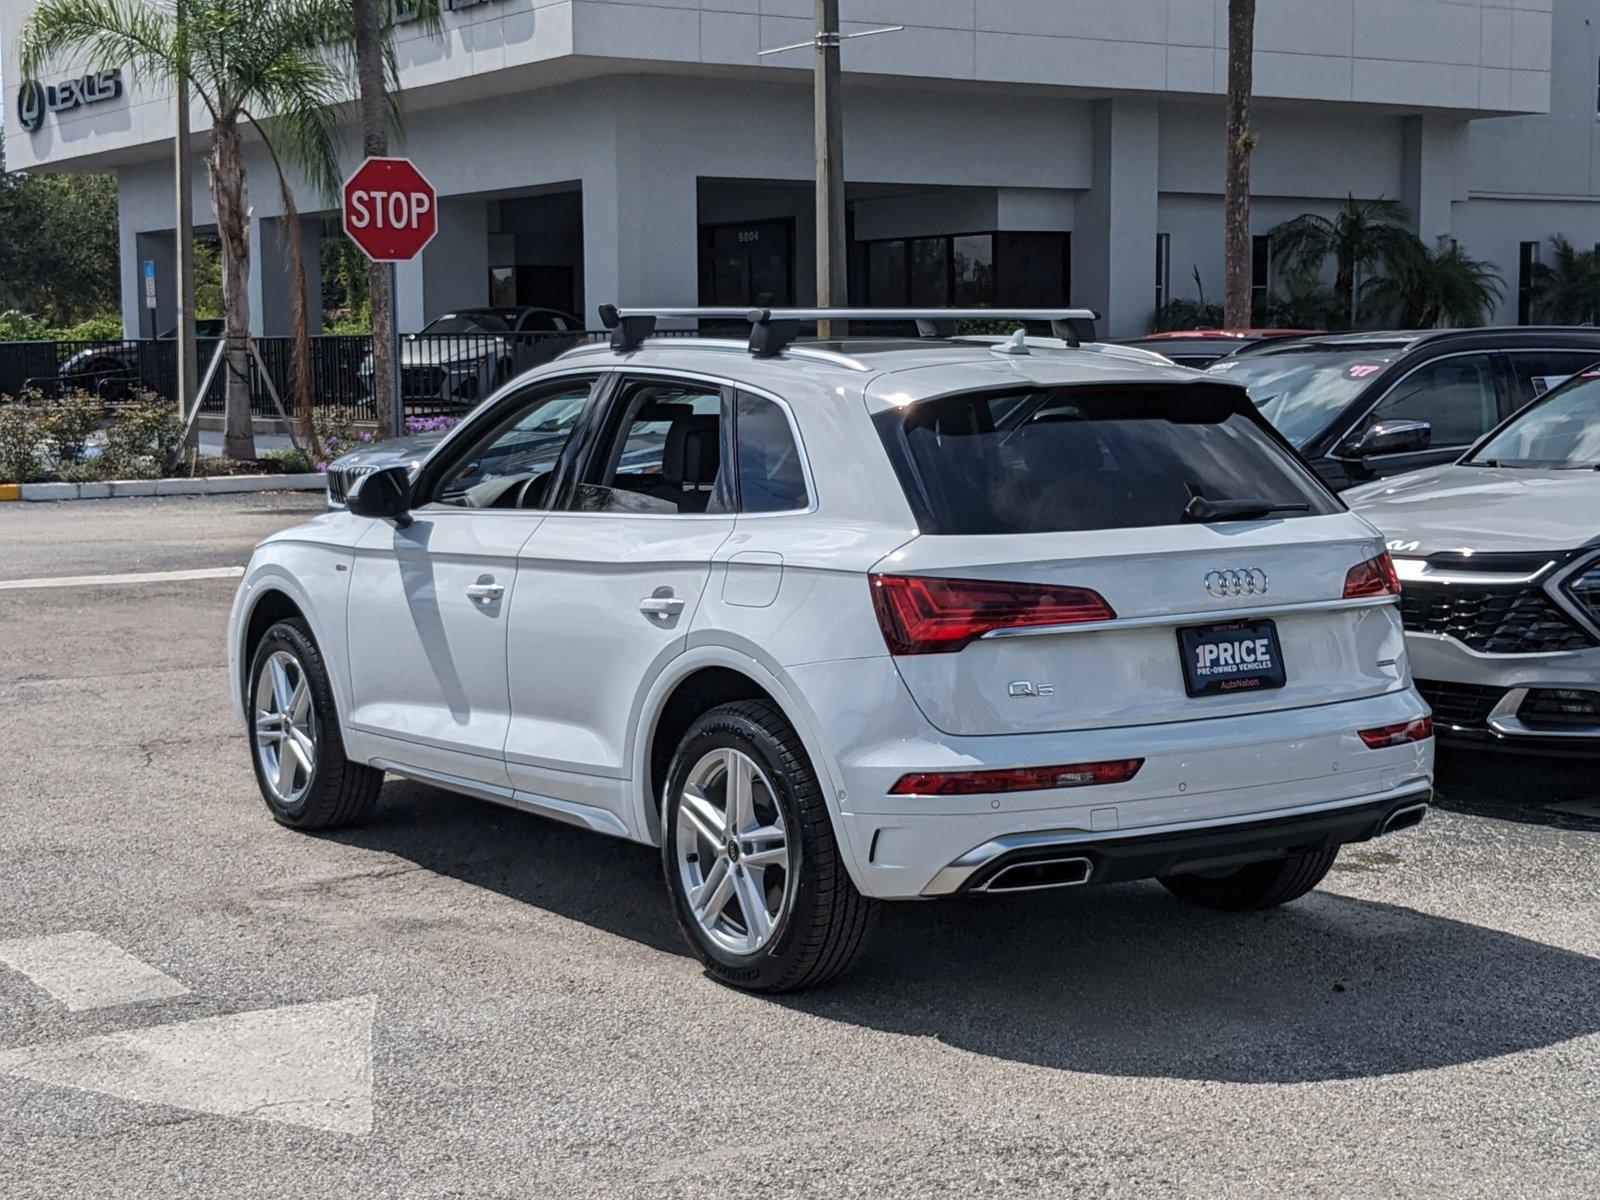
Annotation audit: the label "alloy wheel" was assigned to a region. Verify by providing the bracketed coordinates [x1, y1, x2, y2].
[253, 650, 317, 805]
[675, 747, 791, 955]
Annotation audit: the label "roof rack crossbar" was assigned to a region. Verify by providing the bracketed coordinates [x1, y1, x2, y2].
[604, 307, 1100, 356]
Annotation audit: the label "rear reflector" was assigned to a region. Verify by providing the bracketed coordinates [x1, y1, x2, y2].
[1344, 551, 1401, 599]
[869, 573, 1115, 655]
[889, 758, 1144, 796]
[1358, 717, 1434, 749]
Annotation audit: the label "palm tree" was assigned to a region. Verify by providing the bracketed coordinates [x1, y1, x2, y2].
[1270, 196, 1420, 329]
[1222, 0, 1257, 330]
[1363, 237, 1503, 329]
[349, 1, 440, 438]
[1529, 236, 1600, 325]
[22, 0, 354, 460]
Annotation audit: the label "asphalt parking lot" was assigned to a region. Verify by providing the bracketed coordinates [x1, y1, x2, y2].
[0, 493, 1597, 1198]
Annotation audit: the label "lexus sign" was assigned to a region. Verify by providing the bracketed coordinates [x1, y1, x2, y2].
[18, 69, 124, 134]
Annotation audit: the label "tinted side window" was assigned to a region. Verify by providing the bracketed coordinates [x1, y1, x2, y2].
[574, 381, 729, 515]
[432, 380, 594, 509]
[1508, 351, 1600, 406]
[736, 392, 809, 513]
[1368, 355, 1498, 448]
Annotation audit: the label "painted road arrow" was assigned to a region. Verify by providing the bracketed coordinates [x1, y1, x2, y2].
[0, 994, 376, 1135]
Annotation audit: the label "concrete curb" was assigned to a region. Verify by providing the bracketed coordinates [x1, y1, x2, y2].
[2, 473, 325, 502]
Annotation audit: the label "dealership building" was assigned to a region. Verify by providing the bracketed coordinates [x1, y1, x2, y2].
[4, 0, 1598, 339]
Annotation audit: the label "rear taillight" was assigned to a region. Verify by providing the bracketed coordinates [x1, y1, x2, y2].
[888, 758, 1144, 796]
[1358, 717, 1433, 749]
[869, 573, 1115, 655]
[1343, 552, 1401, 599]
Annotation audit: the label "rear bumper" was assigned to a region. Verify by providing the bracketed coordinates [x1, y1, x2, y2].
[786, 658, 1433, 899]
[922, 788, 1431, 895]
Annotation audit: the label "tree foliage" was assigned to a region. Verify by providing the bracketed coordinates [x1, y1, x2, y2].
[0, 142, 119, 326]
[1528, 235, 1600, 325]
[1363, 237, 1503, 329]
[1269, 196, 1419, 326]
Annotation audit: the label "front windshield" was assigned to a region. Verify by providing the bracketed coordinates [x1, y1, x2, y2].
[421, 313, 509, 335]
[1466, 370, 1600, 468]
[1208, 346, 1403, 448]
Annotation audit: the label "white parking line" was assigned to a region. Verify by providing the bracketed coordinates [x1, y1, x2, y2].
[0, 995, 376, 1135]
[0, 931, 191, 1011]
[0, 566, 245, 592]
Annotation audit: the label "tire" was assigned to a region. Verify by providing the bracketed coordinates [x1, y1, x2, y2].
[246, 619, 382, 831]
[661, 700, 876, 993]
[1159, 846, 1339, 911]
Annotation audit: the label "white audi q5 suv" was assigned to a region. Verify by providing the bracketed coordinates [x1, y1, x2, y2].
[229, 307, 1434, 992]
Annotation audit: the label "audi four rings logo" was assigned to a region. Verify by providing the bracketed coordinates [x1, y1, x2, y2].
[1204, 568, 1269, 598]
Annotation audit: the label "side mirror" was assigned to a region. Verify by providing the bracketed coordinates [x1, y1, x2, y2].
[346, 465, 413, 527]
[1346, 418, 1432, 459]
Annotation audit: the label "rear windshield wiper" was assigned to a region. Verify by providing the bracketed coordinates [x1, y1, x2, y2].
[1183, 495, 1311, 523]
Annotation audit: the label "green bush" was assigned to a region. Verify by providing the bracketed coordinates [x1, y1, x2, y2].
[37, 389, 102, 467]
[0, 310, 49, 341]
[50, 313, 125, 341]
[101, 391, 182, 475]
[0, 398, 46, 482]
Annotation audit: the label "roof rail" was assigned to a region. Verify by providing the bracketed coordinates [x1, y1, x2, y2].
[597, 305, 1100, 356]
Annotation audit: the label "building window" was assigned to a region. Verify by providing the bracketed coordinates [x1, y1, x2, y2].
[1251, 235, 1271, 314]
[1155, 233, 1172, 312]
[1518, 240, 1542, 325]
[860, 231, 1070, 308]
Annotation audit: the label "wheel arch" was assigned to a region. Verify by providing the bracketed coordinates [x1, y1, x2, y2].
[231, 563, 349, 734]
[630, 645, 855, 866]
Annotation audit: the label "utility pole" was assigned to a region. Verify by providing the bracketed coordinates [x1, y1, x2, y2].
[763, 11, 900, 339]
[173, 0, 198, 444]
[814, 0, 846, 338]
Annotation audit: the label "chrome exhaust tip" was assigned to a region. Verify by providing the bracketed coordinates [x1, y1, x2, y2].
[979, 855, 1094, 893]
[1378, 802, 1428, 836]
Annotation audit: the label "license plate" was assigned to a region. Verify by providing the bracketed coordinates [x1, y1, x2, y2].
[1178, 619, 1286, 698]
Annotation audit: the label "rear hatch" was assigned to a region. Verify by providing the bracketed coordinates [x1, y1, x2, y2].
[868, 378, 1407, 736]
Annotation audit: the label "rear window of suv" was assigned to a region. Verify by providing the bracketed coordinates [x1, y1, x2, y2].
[874, 387, 1340, 535]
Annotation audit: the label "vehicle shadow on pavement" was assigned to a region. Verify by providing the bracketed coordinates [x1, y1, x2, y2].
[1433, 747, 1600, 832]
[335, 779, 1600, 1086]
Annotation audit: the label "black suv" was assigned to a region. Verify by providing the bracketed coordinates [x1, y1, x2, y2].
[1207, 327, 1600, 490]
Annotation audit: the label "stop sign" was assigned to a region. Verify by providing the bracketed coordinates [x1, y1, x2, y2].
[341, 156, 437, 262]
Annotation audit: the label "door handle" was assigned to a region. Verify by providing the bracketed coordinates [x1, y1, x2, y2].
[640, 595, 686, 618]
[466, 582, 505, 602]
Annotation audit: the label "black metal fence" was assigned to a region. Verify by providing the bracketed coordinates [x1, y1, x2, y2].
[0, 330, 611, 422]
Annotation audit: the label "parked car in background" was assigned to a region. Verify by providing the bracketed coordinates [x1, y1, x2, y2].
[1347, 368, 1600, 755]
[234, 305, 1433, 994]
[1119, 329, 1317, 369]
[46, 318, 227, 402]
[1209, 328, 1600, 490]
[324, 428, 448, 508]
[359, 306, 585, 407]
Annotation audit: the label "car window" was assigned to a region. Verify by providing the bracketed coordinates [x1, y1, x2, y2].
[422, 312, 511, 335]
[1507, 351, 1600, 407]
[574, 381, 730, 515]
[430, 380, 594, 509]
[1208, 346, 1403, 448]
[874, 387, 1339, 535]
[735, 392, 809, 513]
[1467, 370, 1600, 468]
[1367, 354, 1498, 448]
[518, 312, 560, 333]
